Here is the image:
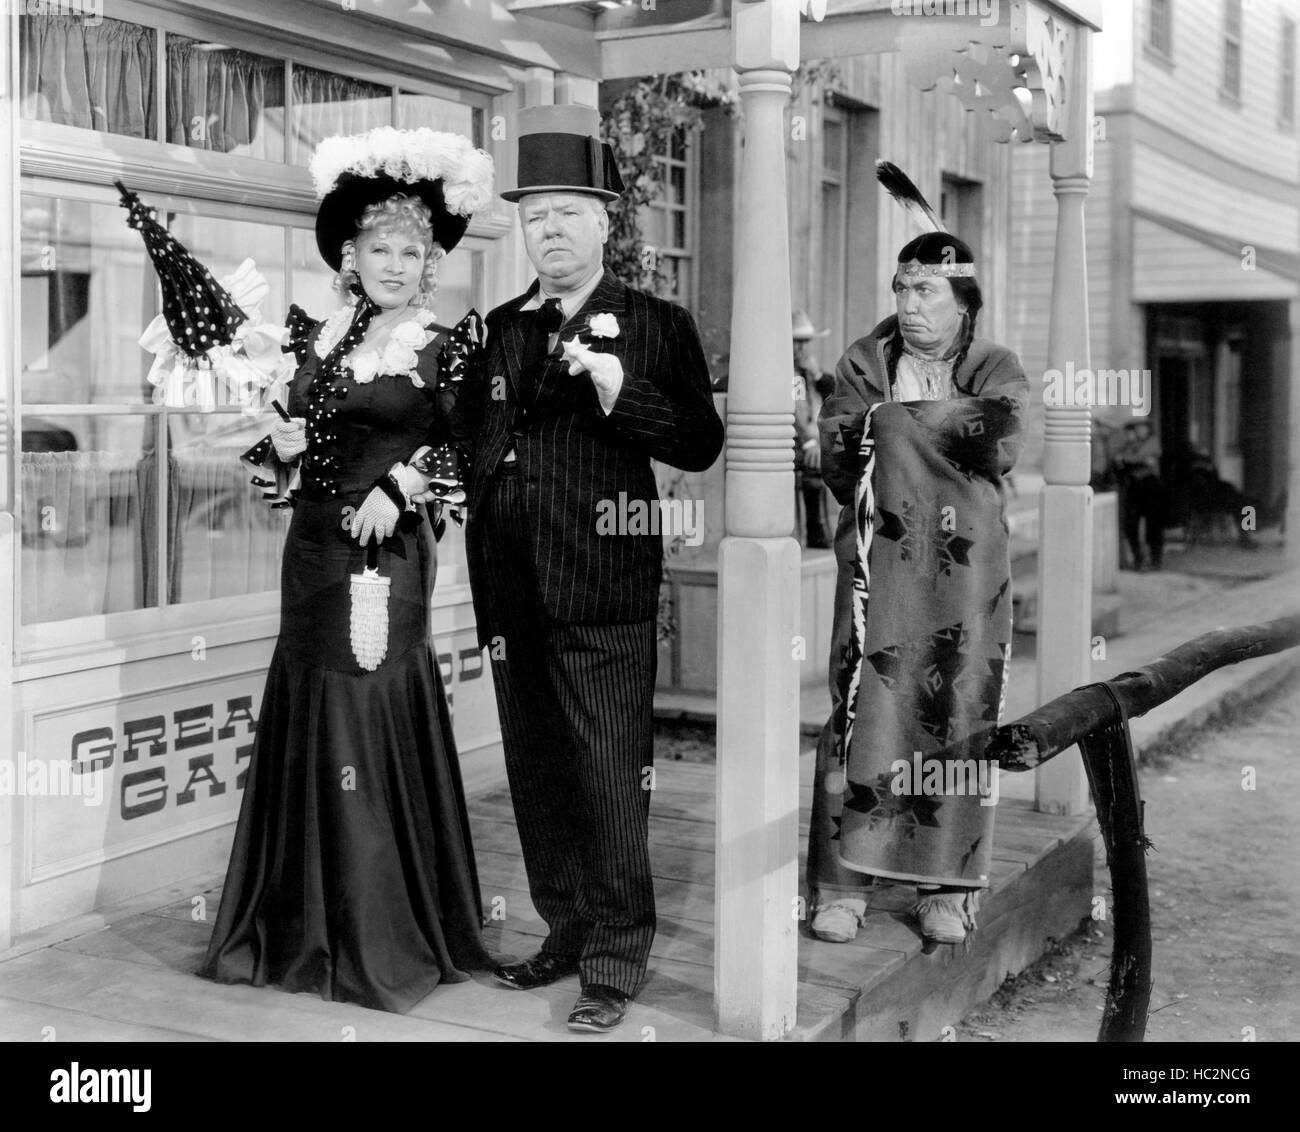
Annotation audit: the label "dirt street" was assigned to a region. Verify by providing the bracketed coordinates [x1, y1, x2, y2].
[958, 668, 1300, 1043]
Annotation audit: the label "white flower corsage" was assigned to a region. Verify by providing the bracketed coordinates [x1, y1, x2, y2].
[588, 313, 620, 339]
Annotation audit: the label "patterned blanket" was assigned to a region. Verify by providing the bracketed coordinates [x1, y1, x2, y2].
[834, 393, 1024, 887]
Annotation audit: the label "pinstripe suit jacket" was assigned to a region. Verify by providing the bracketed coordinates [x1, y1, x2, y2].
[453, 269, 724, 642]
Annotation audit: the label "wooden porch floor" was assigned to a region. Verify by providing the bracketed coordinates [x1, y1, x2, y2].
[0, 758, 1094, 1042]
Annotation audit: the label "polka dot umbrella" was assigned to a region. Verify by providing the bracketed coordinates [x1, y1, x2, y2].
[115, 180, 248, 359]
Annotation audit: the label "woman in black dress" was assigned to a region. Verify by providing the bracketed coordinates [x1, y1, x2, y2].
[197, 127, 495, 1013]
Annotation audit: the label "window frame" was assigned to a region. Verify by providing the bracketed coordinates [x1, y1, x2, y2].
[1221, 0, 1244, 106]
[1146, 0, 1174, 64]
[818, 103, 850, 364]
[1281, 17, 1297, 130]
[644, 124, 700, 310]
[13, 6, 504, 657]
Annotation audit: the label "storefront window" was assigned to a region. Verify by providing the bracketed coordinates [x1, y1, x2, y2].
[20, 14, 157, 140]
[20, 192, 300, 626]
[15, 12, 501, 632]
[291, 66, 392, 166]
[166, 34, 286, 161]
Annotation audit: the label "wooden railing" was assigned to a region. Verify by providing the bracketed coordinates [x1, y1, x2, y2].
[985, 614, 1300, 1042]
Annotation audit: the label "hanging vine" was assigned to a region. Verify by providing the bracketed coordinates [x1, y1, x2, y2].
[600, 71, 737, 295]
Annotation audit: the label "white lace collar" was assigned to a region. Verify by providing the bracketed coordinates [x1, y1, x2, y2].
[314, 298, 438, 387]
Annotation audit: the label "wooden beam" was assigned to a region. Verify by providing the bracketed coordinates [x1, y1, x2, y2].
[987, 615, 1300, 769]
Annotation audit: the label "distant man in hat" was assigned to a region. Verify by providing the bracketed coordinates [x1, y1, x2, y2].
[451, 104, 724, 1032]
[793, 309, 833, 548]
[1113, 418, 1165, 570]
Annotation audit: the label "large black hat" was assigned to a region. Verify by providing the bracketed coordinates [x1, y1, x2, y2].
[501, 104, 624, 203]
[310, 127, 495, 271]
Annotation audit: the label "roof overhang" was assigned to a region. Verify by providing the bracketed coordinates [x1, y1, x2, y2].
[509, 0, 1102, 80]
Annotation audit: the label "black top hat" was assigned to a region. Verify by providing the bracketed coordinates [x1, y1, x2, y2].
[501, 104, 624, 203]
[309, 127, 495, 271]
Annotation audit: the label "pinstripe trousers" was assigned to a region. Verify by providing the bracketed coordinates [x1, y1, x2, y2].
[477, 462, 657, 996]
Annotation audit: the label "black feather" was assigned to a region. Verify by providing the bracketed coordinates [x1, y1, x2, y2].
[875, 160, 944, 233]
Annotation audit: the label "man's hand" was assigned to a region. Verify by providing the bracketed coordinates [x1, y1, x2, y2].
[561, 336, 624, 413]
[270, 416, 307, 462]
[802, 438, 822, 471]
[350, 486, 400, 545]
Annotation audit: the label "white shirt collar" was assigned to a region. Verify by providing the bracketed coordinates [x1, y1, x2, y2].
[523, 266, 605, 320]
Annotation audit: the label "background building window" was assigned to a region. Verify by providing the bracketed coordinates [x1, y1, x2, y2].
[1282, 18, 1297, 128]
[642, 127, 697, 307]
[1148, 0, 1172, 58]
[1223, 0, 1243, 102]
[819, 106, 848, 357]
[940, 173, 984, 264]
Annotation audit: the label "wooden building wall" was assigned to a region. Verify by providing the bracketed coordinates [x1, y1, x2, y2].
[691, 51, 1015, 389]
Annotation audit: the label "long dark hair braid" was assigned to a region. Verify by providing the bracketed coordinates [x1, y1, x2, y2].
[947, 276, 982, 396]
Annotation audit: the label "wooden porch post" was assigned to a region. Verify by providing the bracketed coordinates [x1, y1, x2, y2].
[1035, 26, 1095, 815]
[715, 0, 801, 1040]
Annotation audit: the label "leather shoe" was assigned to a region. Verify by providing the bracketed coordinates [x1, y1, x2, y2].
[493, 953, 579, 990]
[567, 984, 630, 1033]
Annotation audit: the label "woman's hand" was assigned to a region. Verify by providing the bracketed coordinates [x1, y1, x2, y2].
[350, 487, 400, 545]
[802, 438, 822, 472]
[270, 416, 307, 462]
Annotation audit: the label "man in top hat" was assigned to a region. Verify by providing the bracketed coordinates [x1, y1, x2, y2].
[806, 230, 1027, 949]
[452, 103, 724, 1031]
[792, 309, 833, 548]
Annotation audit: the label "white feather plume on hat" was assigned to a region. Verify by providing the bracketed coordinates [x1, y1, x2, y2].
[310, 126, 494, 218]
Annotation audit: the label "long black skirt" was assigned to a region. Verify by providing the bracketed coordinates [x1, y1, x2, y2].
[199, 500, 491, 1014]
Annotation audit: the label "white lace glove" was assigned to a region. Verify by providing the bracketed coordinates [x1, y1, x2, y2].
[350, 485, 400, 546]
[270, 416, 307, 462]
[560, 337, 624, 414]
[349, 463, 430, 545]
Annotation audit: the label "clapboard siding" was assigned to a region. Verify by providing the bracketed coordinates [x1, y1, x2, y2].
[782, 51, 1013, 358]
[1134, 147, 1299, 250]
[1135, 0, 1299, 182]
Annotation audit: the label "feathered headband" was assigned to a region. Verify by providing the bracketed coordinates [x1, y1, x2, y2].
[311, 126, 495, 269]
[875, 160, 977, 279]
